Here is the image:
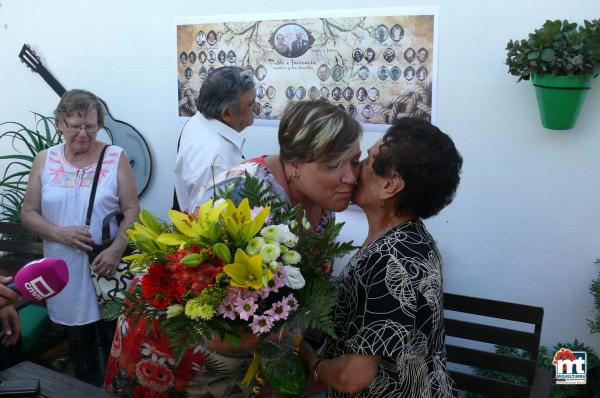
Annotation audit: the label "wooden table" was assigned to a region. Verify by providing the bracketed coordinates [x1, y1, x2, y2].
[0, 361, 114, 398]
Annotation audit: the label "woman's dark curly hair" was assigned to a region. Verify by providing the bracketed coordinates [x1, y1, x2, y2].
[372, 117, 463, 219]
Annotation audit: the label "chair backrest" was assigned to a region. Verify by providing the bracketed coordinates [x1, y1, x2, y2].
[443, 292, 545, 398]
[0, 222, 43, 276]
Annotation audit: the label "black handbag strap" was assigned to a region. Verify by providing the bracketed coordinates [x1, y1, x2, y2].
[85, 145, 110, 228]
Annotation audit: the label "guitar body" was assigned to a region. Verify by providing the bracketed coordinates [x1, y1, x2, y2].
[19, 44, 152, 197]
[98, 100, 152, 196]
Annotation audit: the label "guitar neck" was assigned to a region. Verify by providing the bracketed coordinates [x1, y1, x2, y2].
[36, 65, 67, 98]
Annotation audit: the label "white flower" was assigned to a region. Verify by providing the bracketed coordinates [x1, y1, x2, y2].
[260, 243, 281, 263]
[245, 237, 265, 256]
[277, 224, 291, 236]
[283, 266, 305, 289]
[268, 260, 281, 269]
[166, 304, 184, 318]
[264, 238, 279, 245]
[282, 250, 301, 265]
[261, 225, 281, 241]
[282, 232, 299, 248]
[301, 215, 311, 230]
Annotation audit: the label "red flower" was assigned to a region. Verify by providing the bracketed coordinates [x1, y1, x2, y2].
[132, 385, 169, 398]
[141, 263, 185, 308]
[164, 249, 224, 294]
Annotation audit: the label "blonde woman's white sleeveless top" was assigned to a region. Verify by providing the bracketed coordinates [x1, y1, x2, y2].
[41, 143, 123, 325]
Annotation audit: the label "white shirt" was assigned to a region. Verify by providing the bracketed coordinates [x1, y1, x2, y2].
[174, 112, 245, 212]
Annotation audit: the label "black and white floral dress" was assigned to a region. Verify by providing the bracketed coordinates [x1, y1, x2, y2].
[325, 220, 456, 398]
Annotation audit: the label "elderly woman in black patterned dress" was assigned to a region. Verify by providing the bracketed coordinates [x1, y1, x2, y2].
[299, 117, 462, 397]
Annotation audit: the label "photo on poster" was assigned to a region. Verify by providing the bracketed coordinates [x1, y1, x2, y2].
[176, 7, 437, 125]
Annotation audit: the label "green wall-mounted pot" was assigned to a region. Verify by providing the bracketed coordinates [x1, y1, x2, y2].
[532, 74, 592, 130]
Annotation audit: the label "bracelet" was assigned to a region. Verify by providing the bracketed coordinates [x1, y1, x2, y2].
[312, 358, 325, 381]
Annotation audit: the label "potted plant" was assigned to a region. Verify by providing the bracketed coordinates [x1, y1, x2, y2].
[0, 113, 63, 223]
[506, 19, 600, 130]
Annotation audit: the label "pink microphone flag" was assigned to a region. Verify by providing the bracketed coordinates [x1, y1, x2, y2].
[14, 258, 69, 301]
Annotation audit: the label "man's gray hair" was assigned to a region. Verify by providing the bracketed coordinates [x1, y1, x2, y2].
[196, 66, 255, 119]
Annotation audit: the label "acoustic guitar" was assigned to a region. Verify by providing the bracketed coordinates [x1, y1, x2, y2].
[18, 44, 152, 197]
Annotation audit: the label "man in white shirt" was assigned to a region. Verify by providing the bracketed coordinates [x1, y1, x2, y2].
[174, 66, 256, 211]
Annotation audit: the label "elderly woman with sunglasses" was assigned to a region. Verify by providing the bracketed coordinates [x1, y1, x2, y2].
[21, 89, 139, 385]
[299, 117, 463, 398]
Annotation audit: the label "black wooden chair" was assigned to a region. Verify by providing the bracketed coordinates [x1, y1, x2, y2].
[443, 292, 551, 397]
[0, 221, 43, 274]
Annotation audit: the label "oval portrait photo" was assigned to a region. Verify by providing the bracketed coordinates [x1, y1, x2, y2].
[375, 24, 389, 42]
[390, 24, 405, 42]
[207, 30, 218, 46]
[196, 31, 206, 46]
[317, 64, 330, 82]
[331, 65, 344, 82]
[390, 66, 402, 81]
[296, 86, 306, 100]
[271, 23, 313, 58]
[285, 86, 296, 100]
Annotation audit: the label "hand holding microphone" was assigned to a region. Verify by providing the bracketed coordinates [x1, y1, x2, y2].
[0, 276, 20, 308]
[1, 258, 69, 346]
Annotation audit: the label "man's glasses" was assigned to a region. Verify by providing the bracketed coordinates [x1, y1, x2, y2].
[64, 121, 99, 133]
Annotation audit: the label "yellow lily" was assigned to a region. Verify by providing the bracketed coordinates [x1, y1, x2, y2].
[122, 252, 145, 263]
[164, 201, 227, 243]
[222, 199, 270, 245]
[223, 249, 272, 290]
[139, 209, 162, 235]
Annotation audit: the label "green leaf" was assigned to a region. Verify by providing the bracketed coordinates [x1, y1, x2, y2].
[541, 48, 555, 62]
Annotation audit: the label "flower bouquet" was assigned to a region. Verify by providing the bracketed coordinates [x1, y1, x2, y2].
[107, 175, 355, 396]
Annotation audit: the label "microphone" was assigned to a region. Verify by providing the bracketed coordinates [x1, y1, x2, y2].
[8, 258, 69, 304]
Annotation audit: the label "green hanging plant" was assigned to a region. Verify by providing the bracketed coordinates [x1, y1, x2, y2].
[506, 19, 600, 82]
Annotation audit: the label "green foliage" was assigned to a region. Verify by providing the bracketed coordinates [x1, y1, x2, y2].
[295, 219, 357, 281]
[506, 19, 600, 81]
[466, 340, 600, 398]
[590, 259, 600, 334]
[102, 298, 125, 321]
[0, 113, 63, 222]
[287, 278, 338, 337]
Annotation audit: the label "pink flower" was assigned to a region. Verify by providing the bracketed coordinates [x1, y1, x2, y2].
[240, 289, 259, 301]
[217, 301, 237, 320]
[250, 314, 274, 334]
[235, 297, 258, 321]
[283, 293, 299, 311]
[266, 300, 291, 321]
[257, 286, 272, 299]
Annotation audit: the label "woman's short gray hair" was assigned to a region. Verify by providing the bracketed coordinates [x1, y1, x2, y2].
[196, 66, 255, 119]
[54, 89, 104, 127]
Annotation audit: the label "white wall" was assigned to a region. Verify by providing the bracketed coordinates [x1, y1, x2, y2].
[1, 0, 599, 352]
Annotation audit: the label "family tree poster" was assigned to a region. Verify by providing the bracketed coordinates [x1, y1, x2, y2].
[176, 7, 438, 126]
